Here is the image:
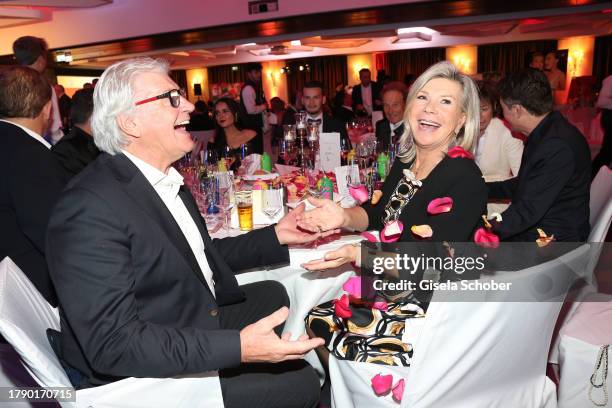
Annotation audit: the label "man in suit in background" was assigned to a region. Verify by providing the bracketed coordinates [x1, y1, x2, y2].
[351, 68, 382, 116]
[488, 68, 590, 242]
[283, 80, 348, 144]
[13, 36, 64, 144]
[239, 62, 266, 154]
[52, 88, 100, 176]
[0, 66, 68, 307]
[46, 58, 328, 407]
[375, 81, 408, 152]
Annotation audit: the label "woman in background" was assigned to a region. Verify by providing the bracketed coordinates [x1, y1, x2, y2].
[210, 97, 256, 170]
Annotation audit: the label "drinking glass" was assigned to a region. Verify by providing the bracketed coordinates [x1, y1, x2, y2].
[262, 188, 283, 222]
[235, 190, 253, 231]
[217, 172, 235, 233]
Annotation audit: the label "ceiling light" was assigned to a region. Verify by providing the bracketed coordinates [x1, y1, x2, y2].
[290, 40, 301, 46]
[241, 42, 257, 47]
[397, 26, 437, 35]
[231, 66, 239, 71]
[393, 31, 432, 43]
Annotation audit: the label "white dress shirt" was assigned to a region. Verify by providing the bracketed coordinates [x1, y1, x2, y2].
[122, 150, 216, 296]
[0, 119, 51, 149]
[361, 84, 373, 115]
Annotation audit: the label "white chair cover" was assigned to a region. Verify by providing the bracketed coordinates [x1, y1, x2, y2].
[590, 166, 612, 227]
[558, 293, 612, 408]
[0, 257, 224, 408]
[328, 245, 589, 408]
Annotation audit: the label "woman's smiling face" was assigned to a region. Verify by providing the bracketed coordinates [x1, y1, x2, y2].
[407, 77, 466, 151]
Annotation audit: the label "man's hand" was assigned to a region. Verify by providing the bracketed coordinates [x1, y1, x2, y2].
[240, 307, 325, 363]
[301, 244, 360, 271]
[275, 203, 339, 245]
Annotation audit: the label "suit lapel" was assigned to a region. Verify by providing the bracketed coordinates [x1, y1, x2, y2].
[109, 154, 208, 288]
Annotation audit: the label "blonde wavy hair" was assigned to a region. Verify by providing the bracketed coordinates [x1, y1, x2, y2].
[397, 61, 480, 164]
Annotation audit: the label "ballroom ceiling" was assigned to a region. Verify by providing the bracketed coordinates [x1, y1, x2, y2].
[0, 0, 610, 70]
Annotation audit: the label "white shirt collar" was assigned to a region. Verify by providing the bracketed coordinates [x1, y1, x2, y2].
[390, 120, 403, 131]
[307, 112, 323, 121]
[121, 150, 184, 196]
[0, 119, 51, 149]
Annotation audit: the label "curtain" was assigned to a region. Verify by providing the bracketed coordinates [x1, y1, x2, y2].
[169, 70, 187, 93]
[207, 65, 245, 85]
[386, 48, 446, 84]
[593, 35, 612, 86]
[285, 55, 347, 105]
[477, 39, 557, 75]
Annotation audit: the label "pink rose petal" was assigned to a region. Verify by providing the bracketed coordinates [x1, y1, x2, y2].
[447, 146, 474, 159]
[333, 294, 352, 319]
[392, 379, 405, 403]
[361, 231, 380, 242]
[371, 373, 393, 396]
[381, 220, 403, 243]
[342, 277, 362, 299]
[427, 197, 453, 215]
[410, 224, 433, 239]
[372, 300, 388, 311]
[349, 184, 369, 204]
[474, 227, 500, 248]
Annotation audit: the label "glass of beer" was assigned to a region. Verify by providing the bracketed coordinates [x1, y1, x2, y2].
[235, 190, 253, 231]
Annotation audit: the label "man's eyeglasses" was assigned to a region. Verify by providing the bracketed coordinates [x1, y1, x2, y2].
[135, 89, 186, 108]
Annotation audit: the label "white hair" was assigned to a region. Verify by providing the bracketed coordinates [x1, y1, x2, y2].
[92, 57, 169, 154]
[397, 60, 480, 164]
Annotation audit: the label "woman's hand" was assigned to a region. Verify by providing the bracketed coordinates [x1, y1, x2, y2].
[275, 203, 339, 246]
[295, 197, 347, 233]
[301, 244, 360, 271]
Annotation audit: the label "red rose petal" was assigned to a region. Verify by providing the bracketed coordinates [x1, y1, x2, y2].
[371, 373, 393, 396]
[392, 378, 406, 403]
[447, 146, 474, 159]
[474, 227, 500, 248]
[333, 294, 352, 318]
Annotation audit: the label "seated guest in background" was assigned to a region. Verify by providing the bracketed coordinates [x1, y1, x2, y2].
[529, 51, 544, 71]
[211, 97, 257, 170]
[54, 84, 72, 131]
[269, 96, 288, 146]
[332, 89, 355, 124]
[474, 81, 523, 216]
[46, 57, 327, 407]
[544, 51, 566, 91]
[13, 36, 63, 144]
[488, 68, 590, 242]
[283, 80, 348, 143]
[375, 81, 408, 151]
[592, 74, 611, 178]
[352, 68, 382, 116]
[0, 66, 69, 307]
[52, 88, 101, 176]
[298, 60, 486, 371]
[186, 100, 215, 132]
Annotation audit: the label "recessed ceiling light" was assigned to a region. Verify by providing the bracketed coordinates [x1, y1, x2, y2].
[396, 26, 437, 35]
[290, 40, 301, 46]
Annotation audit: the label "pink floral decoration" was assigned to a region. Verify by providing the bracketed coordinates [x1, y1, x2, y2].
[427, 197, 453, 215]
[349, 184, 369, 204]
[372, 300, 388, 311]
[342, 277, 362, 299]
[392, 379, 406, 403]
[371, 373, 394, 396]
[361, 231, 380, 242]
[474, 227, 500, 248]
[381, 220, 404, 243]
[447, 146, 474, 160]
[333, 294, 352, 319]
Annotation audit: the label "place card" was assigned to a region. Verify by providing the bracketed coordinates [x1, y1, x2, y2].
[319, 132, 341, 172]
[334, 164, 360, 196]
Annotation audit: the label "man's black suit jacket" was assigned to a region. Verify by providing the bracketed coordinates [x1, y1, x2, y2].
[375, 119, 404, 152]
[352, 82, 382, 113]
[488, 111, 591, 242]
[46, 153, 289, 388]
[282, 112, 348, 144]
[0, 121, 68, 306]
[52, 126, 101, 177]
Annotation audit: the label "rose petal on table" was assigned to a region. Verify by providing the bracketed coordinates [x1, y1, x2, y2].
[361, 231, 380, 242]
[371, 190, 383, 205]
[349, 184, 369, 204]
[447, 146, 474, 159]
[427, 197, 453, 215]
[381, 221, 403, 243]
[333, 294, 352, 319]
[392, 378, 406, 403]
[371, 373, 393, 396]
[342, 277, 362, 299]
[474, 227, 500, 248]
[372, 300, 388, 311]
[410, 224, 433, 238]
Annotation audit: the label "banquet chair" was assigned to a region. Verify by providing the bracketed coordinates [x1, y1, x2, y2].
[0, 257, 224, 408]
[328, 244, 590, 408]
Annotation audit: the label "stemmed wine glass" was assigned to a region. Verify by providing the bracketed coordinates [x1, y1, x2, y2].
[217, 172, 235, 234]
[262, 188, 283, 222]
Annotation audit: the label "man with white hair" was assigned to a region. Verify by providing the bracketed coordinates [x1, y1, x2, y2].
[46, 57, 328, 407]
